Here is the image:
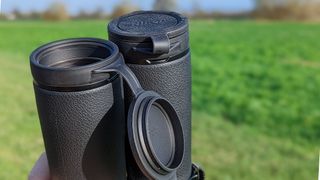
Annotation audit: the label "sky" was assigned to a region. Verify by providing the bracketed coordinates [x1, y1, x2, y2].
[0, 0, 256, 15]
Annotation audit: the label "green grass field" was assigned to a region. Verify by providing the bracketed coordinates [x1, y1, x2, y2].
[0, 20, 319, 179]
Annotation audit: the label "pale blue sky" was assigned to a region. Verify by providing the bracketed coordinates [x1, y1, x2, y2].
[1, 0, 255, 14]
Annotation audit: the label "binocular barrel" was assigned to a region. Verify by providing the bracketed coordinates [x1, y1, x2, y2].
[30, 39, 127, 179]
[108, 11, 192, 180]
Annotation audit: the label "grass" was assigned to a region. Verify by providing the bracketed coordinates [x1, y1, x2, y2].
[0, 20, 319, 179]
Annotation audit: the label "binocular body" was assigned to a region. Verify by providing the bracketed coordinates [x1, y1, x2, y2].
[30, 11, 200, 180]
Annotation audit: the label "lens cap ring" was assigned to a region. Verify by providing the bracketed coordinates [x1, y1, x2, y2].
[127, 91, 184, 180]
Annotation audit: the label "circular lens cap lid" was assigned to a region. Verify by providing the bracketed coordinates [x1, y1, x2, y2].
[108, 11, 189, 62]
[108, 11, 188, 42]
[127, 91, 184, 179]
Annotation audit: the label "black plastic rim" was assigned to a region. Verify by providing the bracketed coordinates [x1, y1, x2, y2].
[127, 91, 184, 179]
[30, 38, 121, 89]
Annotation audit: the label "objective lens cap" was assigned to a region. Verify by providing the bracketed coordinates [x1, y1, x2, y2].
[108, 11, 187, 41]
[108, 11, 189, 64]
[127, 91, 184, 179]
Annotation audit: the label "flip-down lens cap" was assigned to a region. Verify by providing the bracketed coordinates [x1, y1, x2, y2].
[127, 91, 184, 179]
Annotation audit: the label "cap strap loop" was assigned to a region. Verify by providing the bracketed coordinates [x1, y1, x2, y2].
[151, 34, 170, 54]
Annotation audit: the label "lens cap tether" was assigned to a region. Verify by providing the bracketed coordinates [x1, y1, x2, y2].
[92, 42, 185, 179]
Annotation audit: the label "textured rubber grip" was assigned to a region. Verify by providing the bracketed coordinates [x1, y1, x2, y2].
[126, 53, 192, 180]
[34, 77, 126, 180]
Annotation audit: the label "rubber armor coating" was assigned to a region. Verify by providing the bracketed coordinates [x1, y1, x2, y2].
[34, 77, 126, 180]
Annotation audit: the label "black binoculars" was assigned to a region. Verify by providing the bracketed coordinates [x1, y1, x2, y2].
[30, 11, 204, 180]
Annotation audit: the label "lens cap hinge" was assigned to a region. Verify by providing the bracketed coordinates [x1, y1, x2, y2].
[151, 34, 170, 54]
[132, 39, 181, 57]
[189, 164, 205, 180]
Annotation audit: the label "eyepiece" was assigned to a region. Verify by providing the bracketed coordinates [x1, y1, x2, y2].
[30, 38, 121, 89]
[34, 41, 112, 68]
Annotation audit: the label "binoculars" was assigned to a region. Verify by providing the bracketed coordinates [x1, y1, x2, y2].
[30, 11, 204, 180]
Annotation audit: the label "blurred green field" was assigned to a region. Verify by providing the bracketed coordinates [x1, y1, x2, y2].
[0, 20, 319, 180]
